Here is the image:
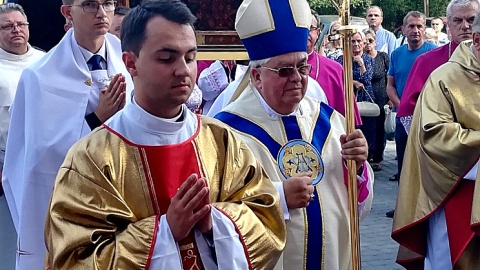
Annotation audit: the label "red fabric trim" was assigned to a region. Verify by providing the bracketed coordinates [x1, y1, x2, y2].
[145, 214, 160, 270]
[444, 180, 475, 266]
[392, 217, 429, 256]
[392, 162, 477, 257]
[137, 149, 160, 214]
[101, 114, 201, 149]
[213, 206, 253, 270]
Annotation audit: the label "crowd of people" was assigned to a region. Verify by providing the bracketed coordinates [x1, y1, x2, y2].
[0, 0, 479, 269]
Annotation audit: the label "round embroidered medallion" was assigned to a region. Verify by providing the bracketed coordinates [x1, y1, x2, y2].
[277, 140, 324, 185]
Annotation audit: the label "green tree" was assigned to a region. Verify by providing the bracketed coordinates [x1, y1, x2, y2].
[307, 0, 372, 16]
[372, 0, 449, 32]
[308, 0, 450, 33]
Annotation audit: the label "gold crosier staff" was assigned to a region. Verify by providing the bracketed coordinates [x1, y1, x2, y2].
[331, 0, 362, 268]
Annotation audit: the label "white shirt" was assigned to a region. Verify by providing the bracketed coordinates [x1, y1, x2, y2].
[77, 41, 107, 70]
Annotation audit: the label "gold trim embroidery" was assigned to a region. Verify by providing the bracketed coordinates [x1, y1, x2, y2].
[140, 148, 161, 214]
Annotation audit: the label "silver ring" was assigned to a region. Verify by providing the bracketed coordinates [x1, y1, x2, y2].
[309, 193, 315, 201]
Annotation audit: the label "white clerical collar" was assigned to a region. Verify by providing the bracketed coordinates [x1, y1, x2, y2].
[126, 97, 188, 134]
[76, 38, 107, 62]
[0, 43, 36, 61]
[252, 84, 301, 118]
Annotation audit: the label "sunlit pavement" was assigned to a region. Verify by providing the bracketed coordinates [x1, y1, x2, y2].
[361, 140, 404, 270]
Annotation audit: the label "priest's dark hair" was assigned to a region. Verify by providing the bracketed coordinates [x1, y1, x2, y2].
[121, 0, 196, 55]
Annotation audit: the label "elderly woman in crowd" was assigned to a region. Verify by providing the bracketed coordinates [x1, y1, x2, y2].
[335, 31, 376, 161]
[364, 29, 389, 171]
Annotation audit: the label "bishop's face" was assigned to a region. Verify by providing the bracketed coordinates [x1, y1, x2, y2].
[123, 16, 197, 118]
[251, 52, 309, 115]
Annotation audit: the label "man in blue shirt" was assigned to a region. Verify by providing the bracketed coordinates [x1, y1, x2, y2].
[386, 11, 437, 217]
[366, 6, 397, 56]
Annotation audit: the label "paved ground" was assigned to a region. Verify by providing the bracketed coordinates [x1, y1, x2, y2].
[361, 140, 404, 270]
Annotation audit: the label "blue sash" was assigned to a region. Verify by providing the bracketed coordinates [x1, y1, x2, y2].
[216, 103, 334, 269]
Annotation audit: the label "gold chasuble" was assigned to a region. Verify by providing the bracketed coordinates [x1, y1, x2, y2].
[44, 116, 285, 269]
[392, 41, 480, 269]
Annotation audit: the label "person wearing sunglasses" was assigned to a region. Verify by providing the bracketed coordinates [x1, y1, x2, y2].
[431, 17, 449, 45]
[308, 10, 362, 126]
[0, 3, 45, 270]
[43, 1, 286, 269]
[215, 1, 374, 269]
[363, 29, 389, 172]
[2, 0, 134, 269]
[335, 31, 376, 170]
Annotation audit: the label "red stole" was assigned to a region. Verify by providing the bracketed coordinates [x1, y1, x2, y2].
[139, 135, 206, 270]
[444, 179, 475, 265]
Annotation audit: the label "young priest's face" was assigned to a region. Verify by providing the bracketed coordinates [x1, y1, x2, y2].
[124, 16, 197, 118]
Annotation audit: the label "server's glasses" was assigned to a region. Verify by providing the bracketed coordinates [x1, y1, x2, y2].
[70, 1, 117, 13]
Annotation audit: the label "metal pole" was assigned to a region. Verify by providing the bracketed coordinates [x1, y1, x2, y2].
[336, 0, 361, 268]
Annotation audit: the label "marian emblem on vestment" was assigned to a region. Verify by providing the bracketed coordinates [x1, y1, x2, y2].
[277, 140, 324, 185]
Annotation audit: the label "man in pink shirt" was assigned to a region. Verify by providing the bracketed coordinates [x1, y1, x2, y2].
[397, 0, 479, 132]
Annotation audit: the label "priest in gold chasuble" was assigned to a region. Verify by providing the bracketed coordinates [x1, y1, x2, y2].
[44, 1, 285, 269]
[392, 37, 480, 269]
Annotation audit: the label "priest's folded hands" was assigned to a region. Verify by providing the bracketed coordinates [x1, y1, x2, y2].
[166, 173, 212, 241]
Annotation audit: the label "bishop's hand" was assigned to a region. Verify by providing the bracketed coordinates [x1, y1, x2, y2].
[95, 73, 126, 123]
[283, 172, 314, 209]
[340, 130, 368, 171]
[167, 174, 211, 242]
